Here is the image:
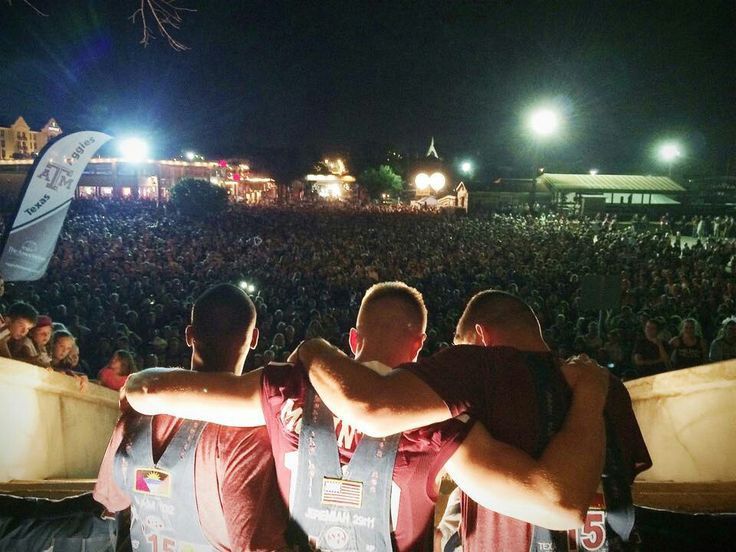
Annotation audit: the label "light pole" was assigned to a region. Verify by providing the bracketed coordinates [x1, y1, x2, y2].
[119, 137, 150, 201]
[658, 142, 681, 177]
[460, 160, 473, 178]
[527, 107, 561, 212]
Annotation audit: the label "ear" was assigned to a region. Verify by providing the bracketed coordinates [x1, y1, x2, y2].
[249, 327, 259, 350]
[410, 332, 426, 361]
[475, 324, 491, 347]
[184, 325, 194, 347]
[349, 327, 360, 356]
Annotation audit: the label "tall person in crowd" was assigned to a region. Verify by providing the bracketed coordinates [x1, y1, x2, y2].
[95, 284, 288, 551]
[125, 282, 610, 551]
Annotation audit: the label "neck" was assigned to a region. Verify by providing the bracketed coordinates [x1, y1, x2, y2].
[355, 344, 412, 369]
[190, 349, 243, 375]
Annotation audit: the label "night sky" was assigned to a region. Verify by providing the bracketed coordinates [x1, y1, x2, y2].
[1, 0, 734, 180]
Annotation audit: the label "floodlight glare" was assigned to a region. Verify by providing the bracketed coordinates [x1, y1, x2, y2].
[238, 280, 249, 290]
[185, 151, 195, 161]
[659, 143, 681, 162]
[529, 108, 560, 137]
[461, 161, 472, 174]
[246, 284, 256, 294]
[589, 169, 599, 175]
[430, 172, 446, 192]
[119, 138, 149, 162]
[415, 172, 430, 190]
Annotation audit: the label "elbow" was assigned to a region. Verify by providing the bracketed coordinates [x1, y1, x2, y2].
[125, 382, 159, 415]
[541, 493, 587, 530]
[551, 503, 587, 530]
[530, 474, 588, 530]
[126, 391, 156, 415]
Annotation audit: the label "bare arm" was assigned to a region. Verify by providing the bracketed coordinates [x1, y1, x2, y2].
[124, 367, 265, 427]
[300, 339, 451, 437]
[445, 360, 608, 530]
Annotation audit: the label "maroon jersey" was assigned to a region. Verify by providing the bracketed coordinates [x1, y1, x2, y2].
[95, 402, 288, 552]
[405, 345, 652, 551]
[260, 361, 470, 552]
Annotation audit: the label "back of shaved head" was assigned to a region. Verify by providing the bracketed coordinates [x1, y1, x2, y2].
[456, 290, 541, 343]
[357, 281, 427, 340]
[192, 283, 256, 344]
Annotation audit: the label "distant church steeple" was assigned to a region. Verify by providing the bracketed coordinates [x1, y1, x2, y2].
[426, 137, 440, 159]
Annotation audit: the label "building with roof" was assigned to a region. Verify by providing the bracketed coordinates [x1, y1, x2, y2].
[0, 117, 62, 159]
[0, 157, 276, 203]
[539, 173, 686, 214]
[456, 173, 688, 214]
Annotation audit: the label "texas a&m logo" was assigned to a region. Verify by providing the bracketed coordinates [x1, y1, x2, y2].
[37, 161, 75, 192]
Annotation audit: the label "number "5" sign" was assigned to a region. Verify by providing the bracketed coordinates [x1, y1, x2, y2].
[578, 510, 606, 551]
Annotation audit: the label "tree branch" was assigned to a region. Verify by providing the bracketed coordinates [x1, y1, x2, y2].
[5, 0, 49, 17]
[129, 0, 197, 52]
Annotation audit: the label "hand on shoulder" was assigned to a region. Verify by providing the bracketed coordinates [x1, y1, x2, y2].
[561, 354, 609, 406]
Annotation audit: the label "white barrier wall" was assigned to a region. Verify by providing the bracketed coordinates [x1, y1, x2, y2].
[625, 360, 736, 484]
[0, 358, 119, 482]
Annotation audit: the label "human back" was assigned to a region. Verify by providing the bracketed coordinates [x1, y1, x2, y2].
[94, 283, 287, 551]
[260, 282, 469, 551]
[429, 290, 651, 551]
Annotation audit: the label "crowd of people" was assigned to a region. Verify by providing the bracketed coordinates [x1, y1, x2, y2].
[0, 198, 734, 385]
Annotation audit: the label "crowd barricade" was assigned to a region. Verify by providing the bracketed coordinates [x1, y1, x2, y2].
[0, 359, 118, 483]
[626, 360, 736, 512]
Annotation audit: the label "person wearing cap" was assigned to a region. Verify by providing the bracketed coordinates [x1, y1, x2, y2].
[17, 314, 54, 367]
[709, 317, 736, 362]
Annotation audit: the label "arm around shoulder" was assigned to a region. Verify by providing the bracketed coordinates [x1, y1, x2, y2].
[125, 367, 265, 427]
[301, 339, 451, 436]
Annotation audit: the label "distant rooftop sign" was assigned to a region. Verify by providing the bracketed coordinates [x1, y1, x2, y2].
[539, 173, 687, 193]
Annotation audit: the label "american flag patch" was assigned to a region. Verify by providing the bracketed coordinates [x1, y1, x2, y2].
[321, 477, 363, 508]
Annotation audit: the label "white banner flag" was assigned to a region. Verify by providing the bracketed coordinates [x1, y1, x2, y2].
[0, 131, 112, 281]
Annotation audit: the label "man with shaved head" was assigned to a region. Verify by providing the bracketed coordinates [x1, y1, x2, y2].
[126, 282, 610, 551]
[95, 284, 287, 551]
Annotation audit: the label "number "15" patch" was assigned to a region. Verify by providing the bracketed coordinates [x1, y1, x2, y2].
[567, 490, 607, 552]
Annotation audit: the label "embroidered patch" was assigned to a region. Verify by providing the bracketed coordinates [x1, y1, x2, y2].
[321, 477, 363, 508]
[134, 467, 172, 497]
[322, 526, 350, 550]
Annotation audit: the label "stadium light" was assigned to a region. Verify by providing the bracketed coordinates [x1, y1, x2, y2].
[460, 161, 473, 175]
[659, 143, 681, 162]
[658, 142, 682, 176]
[589, 169, 599, 175]
[185, 151, 195, 161]
[429, 172, 446, 192]
[528, 108, 560, 137]
[119, 138, 149, 162]
[415, 172, 430, 191]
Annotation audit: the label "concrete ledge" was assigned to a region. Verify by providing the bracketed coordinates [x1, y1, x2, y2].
[0, 479, 97, 499]
[0, 359, 119, 482]
[625, 360, 736, 485]
[633, 481, 736, 514]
